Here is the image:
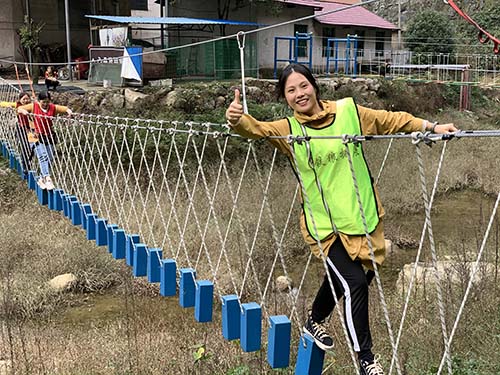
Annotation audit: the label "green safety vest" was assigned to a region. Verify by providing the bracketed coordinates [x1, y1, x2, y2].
[288, 97, 379, 240]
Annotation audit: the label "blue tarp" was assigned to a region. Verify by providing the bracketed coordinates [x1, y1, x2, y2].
[85, 15, 259, 27]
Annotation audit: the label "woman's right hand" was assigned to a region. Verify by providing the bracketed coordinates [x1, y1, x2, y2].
[225, 89, 243, 126]
[18, 108, 29, 116]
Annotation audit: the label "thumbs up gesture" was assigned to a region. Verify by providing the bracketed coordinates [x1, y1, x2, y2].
[225, 89, 243, 126]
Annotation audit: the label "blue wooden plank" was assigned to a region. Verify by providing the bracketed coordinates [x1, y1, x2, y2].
[86, 214, 98, 241]
[195, 280, 213, 323]
[47, 190, 55, 210]
[267, 315, 291, 368]
[126, 234, 140, 267]
[95, 218, 108, 246]
[179, 268, 196, 308]
[81, 204, 92, 230]
[71, 200, 82, 226]
[112, 229, 126, 259]
[106, 224, 119, 254]
[222, 295, 240, 341]
[27, 171, 37, 190]
[133, 243, 148, 277]
[53, 189, 63, 211]
[147, 248, 163, 283]
[240, 302, 261, 352]
[160, 259, 176, 296]
[294, 334, 325, 375]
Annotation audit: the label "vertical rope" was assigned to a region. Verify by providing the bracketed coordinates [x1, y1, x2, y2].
[414, 140, 452, 374]
[342, 137, 401, 375]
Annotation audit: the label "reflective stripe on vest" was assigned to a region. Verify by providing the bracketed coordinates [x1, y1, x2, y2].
[289, 97, 379, 239]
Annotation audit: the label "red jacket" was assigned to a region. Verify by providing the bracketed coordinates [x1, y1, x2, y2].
[15, 102, 30, 128]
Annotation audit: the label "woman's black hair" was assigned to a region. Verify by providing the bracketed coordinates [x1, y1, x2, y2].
[18, 91, 30, 101]
[276, 63, 320, 101]
[38, 91, 51, 101]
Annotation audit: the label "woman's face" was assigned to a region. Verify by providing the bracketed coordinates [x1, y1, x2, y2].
[20, 95, 31, 105]
[284, 71, 321, 116]
[40, 98, 51, 110]
[47, 67, 52, 73]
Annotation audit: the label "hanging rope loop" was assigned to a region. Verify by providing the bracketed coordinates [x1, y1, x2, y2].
[236, 31, 249, 114]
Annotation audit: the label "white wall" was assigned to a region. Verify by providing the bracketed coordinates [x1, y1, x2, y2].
[131, 0, 164, 47]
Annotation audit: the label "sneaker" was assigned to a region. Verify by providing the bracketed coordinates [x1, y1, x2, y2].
[37, 176, 47, 190]
[360, 357, 384, 375]
[303, 312, 334, 351]
[44, 176, 55, 190]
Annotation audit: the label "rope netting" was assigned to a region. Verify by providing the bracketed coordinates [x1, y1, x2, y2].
[1, 76, 500, 374]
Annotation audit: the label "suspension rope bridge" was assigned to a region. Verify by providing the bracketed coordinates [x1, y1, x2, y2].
[1, 75, 499, 374]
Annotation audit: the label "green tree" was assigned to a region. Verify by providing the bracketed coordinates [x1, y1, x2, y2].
[404, 10, 455, 64]
[17, 16, 45, 84]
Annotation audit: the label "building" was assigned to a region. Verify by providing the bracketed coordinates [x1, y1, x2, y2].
[0, 0, 130, 65]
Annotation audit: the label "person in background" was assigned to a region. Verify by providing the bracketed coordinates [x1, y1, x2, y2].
[225, 63, 458, 375]
[44, 66, 60, 91]
[0, 91, 34, 177]
[17, 91, 72, 190]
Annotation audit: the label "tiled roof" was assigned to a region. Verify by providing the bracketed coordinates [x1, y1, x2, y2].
[277, 1, 398, 30]
[315, 1, 398, 30]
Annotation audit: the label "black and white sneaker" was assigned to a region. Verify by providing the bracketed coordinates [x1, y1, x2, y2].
[303, 312, 334, 351]
[359, 357, 384, 375]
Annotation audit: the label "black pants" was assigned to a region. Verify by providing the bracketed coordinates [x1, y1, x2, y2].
[45, 79, 60, 91]
[311, 237, 374, 357]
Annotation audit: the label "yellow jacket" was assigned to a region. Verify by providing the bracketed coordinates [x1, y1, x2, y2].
[231, 99, 426, 268]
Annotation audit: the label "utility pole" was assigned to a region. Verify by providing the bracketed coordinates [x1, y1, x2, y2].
[398, 0, 402, 49]
[25, 0, 32, 76]
[64, 0, 72, 81]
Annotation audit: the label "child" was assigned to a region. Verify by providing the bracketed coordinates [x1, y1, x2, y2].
[17, 91, 72, 190]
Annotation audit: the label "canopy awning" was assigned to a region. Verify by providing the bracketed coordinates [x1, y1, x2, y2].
[85, 15, 260, 31]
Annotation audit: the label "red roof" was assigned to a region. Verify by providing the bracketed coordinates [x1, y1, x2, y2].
[277, 1, 397, 30]
[314, 1, 398, 30]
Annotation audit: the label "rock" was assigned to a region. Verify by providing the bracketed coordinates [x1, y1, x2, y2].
[102, 93, 125, 109]
[215, 96, 226, 108]
[48, 273, 77, 292]
[276, 275, 293, 292]
[396, 261, 495, 295]
[164, 90, 179, 107]
[124, 89, 148, 107]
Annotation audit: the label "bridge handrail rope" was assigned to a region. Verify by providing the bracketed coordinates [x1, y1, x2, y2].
[445, 0, 500, 54]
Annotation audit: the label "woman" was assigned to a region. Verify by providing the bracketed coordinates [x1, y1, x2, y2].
[0, 92, 33, 177]
[226, 64, 458, 375]
[17, 91, 72, 190]
[44, 66, 60, 91]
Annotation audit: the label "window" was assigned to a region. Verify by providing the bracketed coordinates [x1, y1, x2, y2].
[130, 0, 148, 11]
[322, 27, 335, 57]
[294, 24, 308, 58]
[375, 31, 385, 57]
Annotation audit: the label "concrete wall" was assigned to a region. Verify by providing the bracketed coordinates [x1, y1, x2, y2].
[0, 0, 22, 62]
